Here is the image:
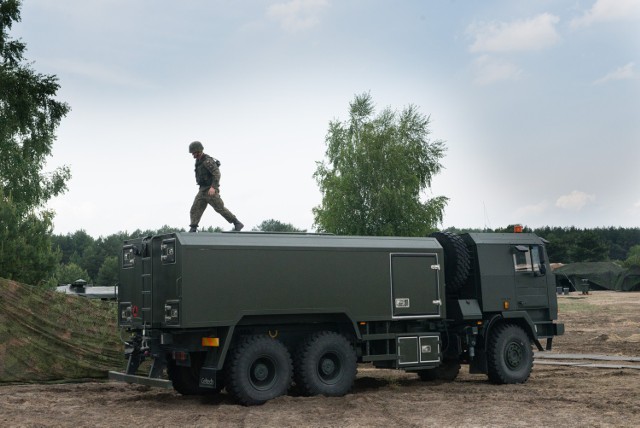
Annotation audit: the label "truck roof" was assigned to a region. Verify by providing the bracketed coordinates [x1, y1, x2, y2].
[464, 232, 545, 246]
[167, 232, 442, 251]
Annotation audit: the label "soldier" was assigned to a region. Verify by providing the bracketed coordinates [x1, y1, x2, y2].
[188, 141, 244, 232]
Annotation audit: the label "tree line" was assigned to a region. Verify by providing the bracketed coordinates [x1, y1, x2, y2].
[46, 224, 639, 288]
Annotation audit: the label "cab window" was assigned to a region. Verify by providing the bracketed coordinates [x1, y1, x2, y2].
[513, 245, 544, 273]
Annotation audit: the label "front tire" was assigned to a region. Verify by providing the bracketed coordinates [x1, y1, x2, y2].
[294, 331, 357, 397]
[486, 324, 533, 384]
[225, 335, 292, 406]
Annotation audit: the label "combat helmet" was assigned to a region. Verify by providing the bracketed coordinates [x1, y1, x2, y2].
[189, 141, 204, 153]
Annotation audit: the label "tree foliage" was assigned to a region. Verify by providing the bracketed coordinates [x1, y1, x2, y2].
[51, 262, 89, 286]
[0, 0, 70, 285]
[1, 0, 71, 212]
[253, 219, 306, 232]
[571, 231, 609, 262]
[0, 189, 60, 285]
[96, 256, 119, 287]
[623, 245, 640, 268]
[313, 93, 447, 236]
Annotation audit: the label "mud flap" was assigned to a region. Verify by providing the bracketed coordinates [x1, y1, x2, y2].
[198, 367, 218, 389]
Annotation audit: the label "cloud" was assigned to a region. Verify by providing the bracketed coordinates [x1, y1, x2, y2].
[267, 0, 329, 32]
[570, 0, 640, 29]
[593, 62, 638, 84]
[556, 191, 596, 211]
[468, 13, 560, 53]
[472, 55, 522, 85]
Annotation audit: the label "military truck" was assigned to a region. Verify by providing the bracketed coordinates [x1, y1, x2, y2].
[110, 231, 563, 405]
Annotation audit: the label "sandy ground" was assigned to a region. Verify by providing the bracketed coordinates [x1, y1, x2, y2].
[1, 291, 639, 428]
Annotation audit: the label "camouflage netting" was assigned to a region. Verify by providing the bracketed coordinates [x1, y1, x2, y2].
[554, 262, 640, 292]
[0, 277, 124, 383]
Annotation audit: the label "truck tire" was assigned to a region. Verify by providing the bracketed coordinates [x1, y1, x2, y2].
[167, 352, 222, 395]
[430, 231, 471, 293]
[417, 360, 461, 382]
[486, 324, 533, 384]
[294, 331, 357, 397]
[225, 335, 293, 406]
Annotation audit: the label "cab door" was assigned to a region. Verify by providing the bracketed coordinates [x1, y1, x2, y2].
[513, 245, 549, 308]
[391, 254, 442, 318]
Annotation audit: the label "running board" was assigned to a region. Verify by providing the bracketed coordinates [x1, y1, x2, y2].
[108, 371, 173, 389]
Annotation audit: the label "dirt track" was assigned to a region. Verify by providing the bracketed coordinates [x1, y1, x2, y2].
[1, 291, 639, 427]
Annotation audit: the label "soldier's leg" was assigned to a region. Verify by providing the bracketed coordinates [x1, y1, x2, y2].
[189, 190, 208, 231]
[208, 192, 243, 231]
[208, 193, 237, 223]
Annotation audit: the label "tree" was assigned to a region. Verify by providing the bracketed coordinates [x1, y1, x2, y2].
[51, 262, 90, 286]
[313, 93, 447, 236]
[623, 245, 640, 268]
[0, 0, 70, 284]
[96, 256, 118, 286]
[253, 219, 306, 232]
[572, 231, 609, 262]
[1, 0, 71, 211]
[0, 189, 60, 285]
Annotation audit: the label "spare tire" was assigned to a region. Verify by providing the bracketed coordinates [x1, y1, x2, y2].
[430, 231, 471, 294]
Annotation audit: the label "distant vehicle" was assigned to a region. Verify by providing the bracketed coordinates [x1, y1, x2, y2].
[55, 279, 117, 301]
[111, 231, 563, 405]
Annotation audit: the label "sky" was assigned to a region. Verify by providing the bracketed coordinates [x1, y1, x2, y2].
[11, 0, 640, 237]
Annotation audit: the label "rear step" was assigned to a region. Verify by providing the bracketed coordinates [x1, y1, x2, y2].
[108, 371, 172, 389]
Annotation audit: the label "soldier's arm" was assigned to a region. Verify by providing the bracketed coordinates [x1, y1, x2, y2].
[204, 158, 221, 188]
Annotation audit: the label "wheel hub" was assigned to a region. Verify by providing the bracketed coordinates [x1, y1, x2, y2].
[505, 342, 523, 369]
[250, 357, 276, 390]
[317, 353, 341, 383]
[320, 357, 336, 376]
[253, 363, 269, 382]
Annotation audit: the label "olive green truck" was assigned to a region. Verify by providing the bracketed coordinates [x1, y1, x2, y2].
[109, 231, 564, 405]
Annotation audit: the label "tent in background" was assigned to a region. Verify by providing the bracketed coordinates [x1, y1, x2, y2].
[554, 262, 640, 292]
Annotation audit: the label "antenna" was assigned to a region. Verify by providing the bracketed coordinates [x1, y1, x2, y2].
[483, 202, 491, 231]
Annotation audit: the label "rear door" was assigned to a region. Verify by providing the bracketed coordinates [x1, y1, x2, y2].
[391, 254, 442, 318]
[118, 237, 154, 329]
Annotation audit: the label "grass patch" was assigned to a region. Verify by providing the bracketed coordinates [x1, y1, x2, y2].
[558, 298, 611, 314]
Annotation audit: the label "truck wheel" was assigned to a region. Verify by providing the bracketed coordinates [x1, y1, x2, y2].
[430, 231, 470, 293]
[225, 335, 292, 406]
[294, 331, 357, 397]
[167, 352, 222, 395]
[486, 324, 533, 384]
[417, 360, 461, 382]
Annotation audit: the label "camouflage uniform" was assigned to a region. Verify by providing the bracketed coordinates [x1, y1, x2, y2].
[189, 152, 242, 231]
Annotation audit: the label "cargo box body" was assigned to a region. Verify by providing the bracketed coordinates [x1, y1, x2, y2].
[118, 233, 446, 330]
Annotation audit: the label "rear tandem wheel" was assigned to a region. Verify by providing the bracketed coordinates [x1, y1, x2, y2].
[294, 331, 357, 397]
[224, 335, 293, 406]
